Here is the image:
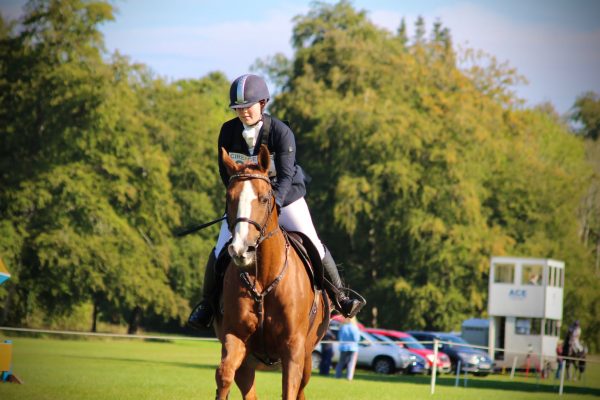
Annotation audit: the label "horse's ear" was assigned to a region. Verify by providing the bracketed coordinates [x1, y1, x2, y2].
[258, 144, 270, 173]
[221, 147, 237, 176]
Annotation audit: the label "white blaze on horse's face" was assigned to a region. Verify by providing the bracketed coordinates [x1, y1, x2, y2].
[229, 180, 257, 267]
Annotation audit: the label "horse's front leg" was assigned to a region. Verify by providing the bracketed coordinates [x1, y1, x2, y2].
[296, 350, 314, 400]
[234, 360, 257, 400]
[281, 335, 306, 400]
[216, 333, 247, 400]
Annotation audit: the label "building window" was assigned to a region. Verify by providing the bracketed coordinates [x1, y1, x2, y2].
[559, 268, 564, 288]
[522, 264, 543, 285]
[494, 263, 515, 283]
[515, 318, 542, 335]
[545, 319, 560, 337]
[548, 267, 564, 288]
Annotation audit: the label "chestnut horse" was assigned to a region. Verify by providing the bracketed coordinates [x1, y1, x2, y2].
[214, 145, 330, 400]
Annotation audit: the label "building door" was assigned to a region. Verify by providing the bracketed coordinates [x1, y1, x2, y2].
[495, 316, 506, 360]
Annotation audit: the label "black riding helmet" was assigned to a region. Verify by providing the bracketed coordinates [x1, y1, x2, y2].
[229, 74, 270, 109]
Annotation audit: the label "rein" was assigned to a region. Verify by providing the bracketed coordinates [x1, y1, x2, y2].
[228, 172, 287, 365]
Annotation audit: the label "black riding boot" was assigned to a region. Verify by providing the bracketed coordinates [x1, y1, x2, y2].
[322, 247, 365, 318]
[188, 250, 217, 330]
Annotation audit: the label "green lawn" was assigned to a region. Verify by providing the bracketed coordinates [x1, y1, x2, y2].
[0, 335, 598, 399]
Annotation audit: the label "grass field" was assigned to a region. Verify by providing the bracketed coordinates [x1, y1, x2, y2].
[0, 334, 599, 399]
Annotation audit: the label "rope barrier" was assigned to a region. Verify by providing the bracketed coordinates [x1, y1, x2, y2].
[1, 326, 595, 365]
[0, 326, 219, 342]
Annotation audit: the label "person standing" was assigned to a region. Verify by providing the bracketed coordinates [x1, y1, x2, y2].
[555, 340, 564, 379]
[319, 329, 336, 376]
[336, 317, 361, 380]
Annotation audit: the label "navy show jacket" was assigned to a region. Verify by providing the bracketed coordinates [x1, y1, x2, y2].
[218, 114, 307, 208]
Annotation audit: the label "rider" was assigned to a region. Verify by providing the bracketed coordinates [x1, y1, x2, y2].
[188, 74, 365, 329]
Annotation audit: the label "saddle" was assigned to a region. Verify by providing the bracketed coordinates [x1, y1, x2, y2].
[211, 230, 331, 366]
[211, 230, 329, 316]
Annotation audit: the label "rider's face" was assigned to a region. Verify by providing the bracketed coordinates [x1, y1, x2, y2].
[235, 102, 262, 126]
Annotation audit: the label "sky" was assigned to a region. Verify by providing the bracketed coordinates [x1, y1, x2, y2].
[2, 0, 600, 115]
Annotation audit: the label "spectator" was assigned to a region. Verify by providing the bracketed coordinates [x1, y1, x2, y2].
[528, 273, 541, 285]
[555, 340, 563, 379]
[336, 317, 361, 380]
[319, 329, 336, 376]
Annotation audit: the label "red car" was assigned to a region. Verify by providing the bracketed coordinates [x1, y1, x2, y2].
[363, 328, 452, 373]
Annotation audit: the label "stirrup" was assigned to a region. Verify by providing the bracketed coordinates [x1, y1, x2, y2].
[339, 298, 362, 318]
[337, 288, 366, 318]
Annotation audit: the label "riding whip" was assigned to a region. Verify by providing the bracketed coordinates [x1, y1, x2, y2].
[173, 216, 226, 237]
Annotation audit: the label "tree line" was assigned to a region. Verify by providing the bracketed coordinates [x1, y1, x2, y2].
[1, 0, 598, 350]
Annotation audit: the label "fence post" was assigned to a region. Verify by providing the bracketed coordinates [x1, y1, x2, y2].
[559, 360, 566, 395]
[430, 339, 439, 395]
[510, 356, 518, 379]
[455, 360, 461, 387]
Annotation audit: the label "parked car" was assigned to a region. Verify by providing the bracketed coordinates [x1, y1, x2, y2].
[407, 331, 494, 376]
[368, 332, 427, 374]
[364, 328, 452, 373]
[313, 327, 414, 374]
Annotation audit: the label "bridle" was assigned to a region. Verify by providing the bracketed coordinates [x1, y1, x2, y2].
[227, 171, 290, 366]
[227, 173, 279, 247]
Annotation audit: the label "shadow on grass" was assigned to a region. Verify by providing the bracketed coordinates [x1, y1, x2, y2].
[64, 354, 217, 371]
[345, 372, 600, 397]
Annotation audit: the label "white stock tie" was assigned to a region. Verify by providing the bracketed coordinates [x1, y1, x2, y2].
[242, 121, 263, 155]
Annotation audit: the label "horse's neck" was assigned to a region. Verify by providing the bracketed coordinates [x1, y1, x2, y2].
[255, 217, 287, 285]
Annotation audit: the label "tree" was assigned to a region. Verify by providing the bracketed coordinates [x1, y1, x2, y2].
[571, 92, 600, 345]
[0, 0, 189, 332]
[572, 91, 600, 141]
[257, 1, 597, 345]
[0, 0, 234, 333]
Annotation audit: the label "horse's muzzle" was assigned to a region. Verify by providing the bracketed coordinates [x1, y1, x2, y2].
[228, 244, 256, 268]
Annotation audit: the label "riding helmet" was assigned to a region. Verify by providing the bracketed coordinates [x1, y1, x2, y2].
[229, 74, 270, 109]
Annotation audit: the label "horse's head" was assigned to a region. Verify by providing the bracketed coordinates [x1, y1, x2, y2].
[221, 144, 276, 268]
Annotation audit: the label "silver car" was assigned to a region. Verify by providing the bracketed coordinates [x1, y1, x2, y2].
[313, 327, 414, 374]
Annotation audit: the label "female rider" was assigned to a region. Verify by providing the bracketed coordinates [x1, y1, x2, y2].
[188, 74, 365, 328]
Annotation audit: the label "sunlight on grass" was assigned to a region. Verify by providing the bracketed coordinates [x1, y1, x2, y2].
[0, 335, 598, 399]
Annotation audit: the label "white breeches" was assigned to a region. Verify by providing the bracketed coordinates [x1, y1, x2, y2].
[214, 197, 325, 259]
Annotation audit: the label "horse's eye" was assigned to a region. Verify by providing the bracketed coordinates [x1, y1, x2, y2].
[259, 195, 269, 204]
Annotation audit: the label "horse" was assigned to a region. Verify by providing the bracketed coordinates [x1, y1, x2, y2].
[565, 345, 587, 381]
[562, 322, 587, 381]
[213, 144, 330, 400]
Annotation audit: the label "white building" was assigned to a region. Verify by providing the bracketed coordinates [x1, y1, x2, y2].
[487, 256, 564, 368]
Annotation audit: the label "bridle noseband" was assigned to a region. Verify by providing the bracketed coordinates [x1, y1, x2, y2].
[228, 173, 278, 247]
